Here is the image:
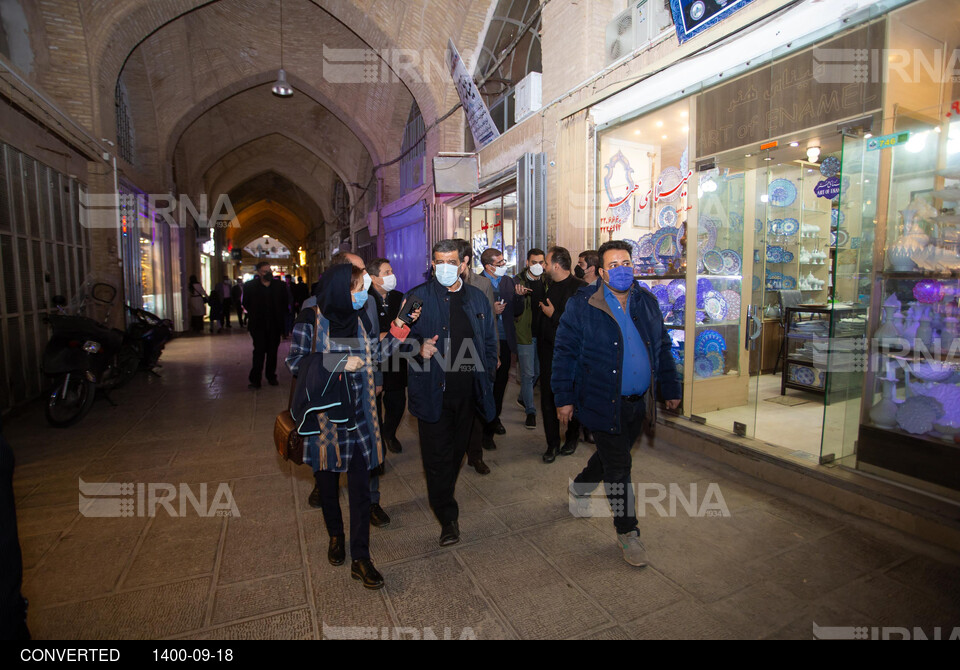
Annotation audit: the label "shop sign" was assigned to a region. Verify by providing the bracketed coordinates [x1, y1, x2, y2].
[866, 131, 910, 152]
[447, 39, 500, 149]
[697, 24, 882, 156]
[670, 0, 758, 45]
[814, 177, 841, 200]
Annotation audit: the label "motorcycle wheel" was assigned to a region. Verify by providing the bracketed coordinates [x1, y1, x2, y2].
[115, 342, 143, 387]
[45, 374, 96, 428]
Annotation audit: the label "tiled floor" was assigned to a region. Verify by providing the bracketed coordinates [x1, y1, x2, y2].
[5, 330, 960, 639]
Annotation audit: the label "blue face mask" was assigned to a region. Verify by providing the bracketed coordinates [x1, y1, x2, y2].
[435, 263, 460, 287]
[605, 265, 635, 292]
[351, 290, 368, 311]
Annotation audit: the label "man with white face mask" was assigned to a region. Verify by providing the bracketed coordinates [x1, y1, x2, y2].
[368, 258, 407, 456]
[513, 248, 547, 431]
[480, 248, 524, 449]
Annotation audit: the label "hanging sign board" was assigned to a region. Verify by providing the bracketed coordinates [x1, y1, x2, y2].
[447, 39, 501, 149]
[669, 0, 758, 44]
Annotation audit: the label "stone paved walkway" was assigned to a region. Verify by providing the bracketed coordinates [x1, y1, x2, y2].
[6, 331, 960, 640]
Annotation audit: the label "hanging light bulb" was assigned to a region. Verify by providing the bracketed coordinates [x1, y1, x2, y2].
[806, 146, 821, 163]
[272, 0, 293, 97]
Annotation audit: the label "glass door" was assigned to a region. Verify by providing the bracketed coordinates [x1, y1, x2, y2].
[689, 158, 760, 437]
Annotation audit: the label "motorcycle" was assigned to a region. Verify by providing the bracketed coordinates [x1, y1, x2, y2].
[125, 304, 174, 372]
[42, 278, 141, 428]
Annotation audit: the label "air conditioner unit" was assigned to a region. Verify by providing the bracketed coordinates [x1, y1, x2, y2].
[605, 0, 674, 65]
[514, 71, 542, 123]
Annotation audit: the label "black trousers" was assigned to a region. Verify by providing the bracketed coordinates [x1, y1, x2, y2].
[573, 397, 646, 535]
[417, 389, 474, 526]
[249, 327, 281, 384]
[377, 387, 406, 442]
[539, 344, 580, 449]
[315, 454, 372, 560]
[484, 340, 511, 436]
[467, 412, 486, 463]
[0, 422, 29, 640]
[235, 303, 245, 327]
[222, 298, 232, 327]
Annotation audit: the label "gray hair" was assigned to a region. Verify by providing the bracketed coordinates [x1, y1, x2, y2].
[432, 239, 464, 262]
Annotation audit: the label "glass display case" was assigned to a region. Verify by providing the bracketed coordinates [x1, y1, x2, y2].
[782, 305, 867, 397]
[856, 102, 960, 492]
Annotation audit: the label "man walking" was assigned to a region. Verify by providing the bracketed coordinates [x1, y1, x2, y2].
[218, 276, 233, 328]
[404, 240, 498, 546]
[0, 416, 29, 640]
[231, 280, 244, 327]
[368, 257, 407, 455]
[513, 248, 547, 430]
[538, 246, 585, 463]
[553, 240, 682, 567]
[479, 248, 524, 446]
[242, 262, 287, 388]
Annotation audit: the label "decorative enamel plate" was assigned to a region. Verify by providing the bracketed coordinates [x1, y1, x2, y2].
[768, 179, 798, 207]
[659, 206, 678, 228]
[695, 329, 727, 355]
[720, 250, 742, 274]
[702, 291, 728, 322]
[667, 279, 686, 303]
[820, 156, 841, 178]
[703, 250, 725, 274]
[721, 290, 741, 321]
[781, 276, 797, 290]
[780, 218, 800, 237]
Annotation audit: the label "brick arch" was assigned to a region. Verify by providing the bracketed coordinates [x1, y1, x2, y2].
[89, 0, 471, 156]
[207, 159, 337, 225]
[227, 200, 310, 253]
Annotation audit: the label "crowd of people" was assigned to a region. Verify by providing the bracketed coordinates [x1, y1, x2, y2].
[278, 239, 682, 589]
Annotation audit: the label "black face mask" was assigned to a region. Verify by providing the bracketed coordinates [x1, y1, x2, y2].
[574, 266, 585, 279]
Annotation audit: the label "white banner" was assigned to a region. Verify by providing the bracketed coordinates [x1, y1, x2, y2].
[447, 39, 501, 149]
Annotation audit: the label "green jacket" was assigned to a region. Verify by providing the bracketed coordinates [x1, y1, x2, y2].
[514, 270, 548, 346]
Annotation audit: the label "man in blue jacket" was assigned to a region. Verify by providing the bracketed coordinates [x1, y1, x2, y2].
[552, 240, 682, 567]
[404, 240, 498, 547]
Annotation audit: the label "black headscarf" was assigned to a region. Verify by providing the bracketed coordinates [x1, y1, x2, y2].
[317, 264, 371, 340]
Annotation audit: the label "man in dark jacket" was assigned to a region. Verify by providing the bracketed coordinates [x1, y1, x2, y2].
[231, 280, 244, 327]
[538, 246, 585, 464]
[242, 261, 287, 388]
[514, 249, 547, 430]
[403, 239, 498, 547]
[553, 240, 682, 568]
[479, 248, 524, 446]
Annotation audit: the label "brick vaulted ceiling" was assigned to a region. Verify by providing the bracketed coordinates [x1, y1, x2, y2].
[17, 0, 495, 252]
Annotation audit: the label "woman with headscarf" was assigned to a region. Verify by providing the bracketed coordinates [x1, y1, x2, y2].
[285, 263, 420, 589]
[187, 275, 207, 334]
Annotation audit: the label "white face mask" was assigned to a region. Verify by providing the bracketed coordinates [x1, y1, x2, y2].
[362, 272, 372, 292]
[381, 274, 397, 292]
[494, 265, 508, 277]
[529, 264, 544, 277]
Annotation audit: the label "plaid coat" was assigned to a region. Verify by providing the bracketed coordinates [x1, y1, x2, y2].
[286, 310, 404, 473]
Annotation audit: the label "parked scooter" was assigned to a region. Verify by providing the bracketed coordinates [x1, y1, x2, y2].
[125, 304, 174, 372]
[42, 278, 140, 427]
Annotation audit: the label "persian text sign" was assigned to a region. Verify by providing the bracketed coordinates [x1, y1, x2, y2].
[669, 0, 757, 44]
[447, 39, 500, 149]
[697, 24, 882, 156]
[814, 177, 841, 200]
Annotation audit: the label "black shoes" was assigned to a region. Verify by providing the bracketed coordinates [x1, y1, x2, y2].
[492, 419, 506, 435]
[351, 558, 385, 590]
[386, 437, 403, 454]
[247, 382, 261, 389]
[525, 414, 537, 430]
[482, 434, 497, 451]
[560, 439, 578, 456]
[469, 459, 491, 475]
[542, 446, 558, 464]
[370, 503, 391, 528]
[439, 521, 460, 547]
[583, 429, 595, 445]
[328, 535, 346, 566]
[267, 377, 279, 386]
[308, 485, 321, 509]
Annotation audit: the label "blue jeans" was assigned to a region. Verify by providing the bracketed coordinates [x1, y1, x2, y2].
[517, 339, 539, 415]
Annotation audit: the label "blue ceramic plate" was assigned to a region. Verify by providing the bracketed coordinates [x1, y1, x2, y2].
[659, 205, 678, 228]
[768, 179, 798, 207]
[820, 156, 841, 178]
[694, 356, 715, 378]
[702, 291, 728, 322]
[703, 250, 725, 274]
[780, 218, 800, 236]
[782, 276, 797, 290]
[781, 251, 795, 263]
[831, 210, 845, 228]
[720, 250, 742, 274]
[695, 329, 727, 355]
[667, 279, 686, 302]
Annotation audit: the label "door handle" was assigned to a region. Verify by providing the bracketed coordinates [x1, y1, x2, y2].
[746, 305, 762, 350]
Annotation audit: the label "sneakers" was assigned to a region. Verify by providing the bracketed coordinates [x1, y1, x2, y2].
[617, 529, 648, 567]
[524, 414, 536, 430]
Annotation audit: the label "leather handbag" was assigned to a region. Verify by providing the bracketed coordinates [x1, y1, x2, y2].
[274, 307, 320, 464]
